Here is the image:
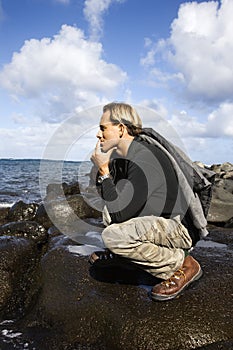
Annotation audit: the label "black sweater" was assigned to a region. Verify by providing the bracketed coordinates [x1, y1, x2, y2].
[99, 136, 182, 224]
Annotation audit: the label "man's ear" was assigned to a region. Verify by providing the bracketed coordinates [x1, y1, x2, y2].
[118, 123, 125, 138]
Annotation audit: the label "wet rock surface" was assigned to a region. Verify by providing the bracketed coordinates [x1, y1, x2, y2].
[7, 201, 39, 222]
[0, 170, 232, 349]
[0, 227, 232, 350]
[0, 236, 42, 320]
[0, 221, 48, 244]
[0, 207, 10, 226]
[35, 194, 101, 231]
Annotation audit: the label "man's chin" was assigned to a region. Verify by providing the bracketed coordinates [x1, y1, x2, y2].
[101, 144, 113, 153]
[100, 146, 109, 153]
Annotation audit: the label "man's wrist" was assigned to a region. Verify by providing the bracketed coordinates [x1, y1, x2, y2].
[98, 165, 110, 176]
[97, 173, 112, 184]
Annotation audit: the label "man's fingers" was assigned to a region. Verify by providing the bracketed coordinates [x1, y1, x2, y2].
[95, 140, 105, 155]
[95, 139, 101, 152]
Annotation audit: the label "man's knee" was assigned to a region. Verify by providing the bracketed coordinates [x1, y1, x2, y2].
[101, 224, 124, 251]
[101, 226, 115, 250]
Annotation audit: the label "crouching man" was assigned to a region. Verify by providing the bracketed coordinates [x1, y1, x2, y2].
[89, 102, 202, 301]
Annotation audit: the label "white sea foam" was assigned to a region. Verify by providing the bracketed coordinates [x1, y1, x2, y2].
[0, 320, 14, 325]
[0, 203, 14, 208]
[1, 329, 22, 338]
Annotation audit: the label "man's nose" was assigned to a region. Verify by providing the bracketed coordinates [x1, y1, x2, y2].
[96, 130, 102, 139]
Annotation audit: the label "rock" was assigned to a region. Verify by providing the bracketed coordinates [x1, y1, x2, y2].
[7, 201, 39, 222]
[207, 177, 233, 224]
[208, 201, 233, 223]
[35, 194, 101, 231]
[0, 236, 42, 320]
[207, 163, 233, 224]
[219, 162, 233, 172]
[225, 216, 233, 228]
[223, 170, 233, 180]
[44, 182, 80, 201]
[0, 206, 10, 225]
[0, 221, 48, 245]
[210, 162, 233, 174]
[12, 227, 232, 350]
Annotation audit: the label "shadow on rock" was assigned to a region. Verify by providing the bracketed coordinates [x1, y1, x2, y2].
[89, 258, 160, 286]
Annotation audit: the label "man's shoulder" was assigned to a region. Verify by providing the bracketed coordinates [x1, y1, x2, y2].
[132, 136, 170, 161]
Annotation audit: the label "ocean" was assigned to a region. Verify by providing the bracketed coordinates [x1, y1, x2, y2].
[0, 158, 92, 207]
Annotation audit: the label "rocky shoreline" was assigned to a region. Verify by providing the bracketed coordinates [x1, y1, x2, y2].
[0, 162, 233, 350]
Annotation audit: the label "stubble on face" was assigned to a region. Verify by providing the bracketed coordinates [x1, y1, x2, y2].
[98, 111, 120, 152]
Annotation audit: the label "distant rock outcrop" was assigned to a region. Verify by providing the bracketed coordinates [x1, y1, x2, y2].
[207, 162, 233, 225]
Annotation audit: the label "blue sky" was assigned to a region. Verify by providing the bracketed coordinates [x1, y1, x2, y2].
[0, 0, 232, 164]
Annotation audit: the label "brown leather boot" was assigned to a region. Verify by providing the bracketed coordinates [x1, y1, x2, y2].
[151, 255, 203, 301]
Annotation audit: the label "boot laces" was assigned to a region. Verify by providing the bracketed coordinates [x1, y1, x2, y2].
[162, 269, 186, 288]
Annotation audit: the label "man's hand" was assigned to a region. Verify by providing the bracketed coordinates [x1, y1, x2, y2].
[91, 140, 116, 175]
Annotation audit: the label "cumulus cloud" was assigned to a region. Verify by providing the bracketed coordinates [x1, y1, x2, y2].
[141, 0, 233, 103]
[148, 103, 233, 163]
[170, 0, 233, 101]
[0, 25, 127, 122]
[140, 38, 167, 67]
[0, 111, 99, 160]
[139, 98, 168, 120]
[0, 121, 59, 159]
[169, 110, 206, 137]
[207, 102, 233, 137]
[168, 102, 233, 139]
[83, 0, 125, 41]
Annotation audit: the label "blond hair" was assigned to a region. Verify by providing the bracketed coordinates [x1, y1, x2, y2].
[103, 102, 142, 136]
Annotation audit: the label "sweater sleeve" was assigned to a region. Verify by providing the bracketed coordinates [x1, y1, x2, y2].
[100, 149, 164, 223]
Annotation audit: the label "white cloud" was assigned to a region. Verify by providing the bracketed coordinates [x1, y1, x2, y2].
[0, 25, 127, 122]
[207, 102, 233, 137]
[169, 0, 233, 102]
[0, 112, 98, 160]
[83, 0, 125, 41]
[142, 0, 233, 103]
[140, 38, 167, 67]
[0, 121, 59, 159]
[169, 110, 206, 137]
[168, 102, 233, 139]
[139, 98, 168, 120]
[158, 105, 233, 163]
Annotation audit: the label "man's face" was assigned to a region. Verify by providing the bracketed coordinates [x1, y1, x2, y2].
[96, 110, 121, 152]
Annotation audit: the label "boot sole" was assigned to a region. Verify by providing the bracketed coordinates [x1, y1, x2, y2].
[150, 267, 203, 301]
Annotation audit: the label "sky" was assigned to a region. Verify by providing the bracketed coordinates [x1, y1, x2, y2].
[0, 0, 233, 164]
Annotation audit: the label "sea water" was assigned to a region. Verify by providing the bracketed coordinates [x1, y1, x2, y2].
[0, 158, 92, 207]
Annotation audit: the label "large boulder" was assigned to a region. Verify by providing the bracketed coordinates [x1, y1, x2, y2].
[11, 227, 232, 350]
[35, 194, 101, 231]
[207, 163, 233, 224]
[0, 221, 48, 245]
[0, 236, 42, 320]
[7, 200, 39, 222]
[44, 181, 80, 201]
[209, 162, 233, 175]
[0, 219, 48, 320]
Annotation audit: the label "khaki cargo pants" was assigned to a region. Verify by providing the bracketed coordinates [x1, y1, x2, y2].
[102, 215, 192, 280]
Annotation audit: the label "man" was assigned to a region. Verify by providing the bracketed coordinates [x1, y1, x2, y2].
[90, 102, 202, 301]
